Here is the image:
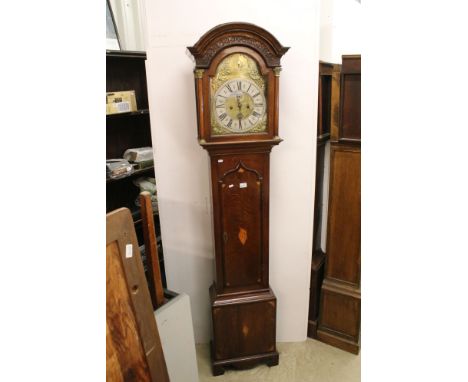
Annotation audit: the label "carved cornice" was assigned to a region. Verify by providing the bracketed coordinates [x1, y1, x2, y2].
[188, 22, 289, 68]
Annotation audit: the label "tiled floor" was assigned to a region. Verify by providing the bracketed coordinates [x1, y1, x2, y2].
[196, 339, 360, 382]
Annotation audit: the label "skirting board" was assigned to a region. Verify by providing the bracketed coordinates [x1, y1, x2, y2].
[154, 293, 199, 382]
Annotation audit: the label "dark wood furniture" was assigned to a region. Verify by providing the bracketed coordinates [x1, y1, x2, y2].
[307, 62, 339, 338]
[106, 50, 167, 290]
[106, 208, 169, 382]
[317, 55, 361, 354]
[188, 23, 288, 376]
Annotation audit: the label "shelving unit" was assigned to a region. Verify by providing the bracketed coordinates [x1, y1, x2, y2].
[106, 50, 166, 288]
[106, 165, 155, 184]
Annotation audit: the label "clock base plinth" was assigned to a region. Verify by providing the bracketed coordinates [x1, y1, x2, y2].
[210, 345, 279, 376]
[316, 279, 361, 354]
[209, 284, 279, 376]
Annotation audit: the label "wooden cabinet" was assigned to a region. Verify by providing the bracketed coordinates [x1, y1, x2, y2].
[317, 55, 361, 354]
[308, 62, 337, 338]
[106, 50, 166, 288]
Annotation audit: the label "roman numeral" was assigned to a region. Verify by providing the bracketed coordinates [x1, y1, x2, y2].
[237, 81, 242, 90]
[247, 84, 252, 93]
[252, 111, 261, 117]
[253, 92, 260, 98]
[226, 119, 233, 128]
[219, 113, 227, 121]
[226, 83, 233, 92]
[216, 103, 224, 108]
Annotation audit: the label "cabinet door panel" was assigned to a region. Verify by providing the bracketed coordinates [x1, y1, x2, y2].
[326, 147, 361, 285]
[220, 165, 263, 288]
[213, 299, 276, 360]
[320, 288, 360, 340]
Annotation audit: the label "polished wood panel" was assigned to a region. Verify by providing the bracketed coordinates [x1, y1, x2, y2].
[212, 294, 276, 359]
[220, 165, 262, 288]
[106, 208, 169, 382]
[317, 278, 360, 354]
[106, 322, 126, 382]
[320, 284, 360, 340]
[210, 153, 270, 294]
[325, 146, 361, 286]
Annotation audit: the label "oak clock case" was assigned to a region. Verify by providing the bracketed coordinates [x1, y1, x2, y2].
[316, 55, 361, 354]
[188, 23, 288, 376]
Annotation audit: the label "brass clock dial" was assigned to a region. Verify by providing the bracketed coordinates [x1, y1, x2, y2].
[210, 53, 267, 135]
[213, 78, 266, 133]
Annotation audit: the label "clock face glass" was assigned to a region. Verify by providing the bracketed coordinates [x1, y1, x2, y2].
[211, 53, 267, 135]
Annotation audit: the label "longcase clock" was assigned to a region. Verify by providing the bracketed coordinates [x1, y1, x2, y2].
[188, 23, 288, 376]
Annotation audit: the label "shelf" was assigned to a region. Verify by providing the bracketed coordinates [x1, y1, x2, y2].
[106, 50, 146, 59]
[106, 109, 149, 119]
[106, 165, 155, 184]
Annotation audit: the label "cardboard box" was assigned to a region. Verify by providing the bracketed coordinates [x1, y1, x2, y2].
[106, 90, 137, 114]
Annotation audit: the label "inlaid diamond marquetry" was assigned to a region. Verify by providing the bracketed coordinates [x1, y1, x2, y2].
[238, 227, 248, 245]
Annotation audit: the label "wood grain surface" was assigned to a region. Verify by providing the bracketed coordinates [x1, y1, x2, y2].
[106, 208, 169, 382]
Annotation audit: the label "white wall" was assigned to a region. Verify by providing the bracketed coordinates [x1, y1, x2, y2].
[319, 0, 361, 63]
[144, 0, 320, 343]
[109, 0, 146, 51]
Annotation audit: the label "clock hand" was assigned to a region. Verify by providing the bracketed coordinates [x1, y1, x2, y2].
[236, 95, 242, 114]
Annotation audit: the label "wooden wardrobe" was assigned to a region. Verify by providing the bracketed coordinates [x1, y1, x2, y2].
[316, 55, 361, 354]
